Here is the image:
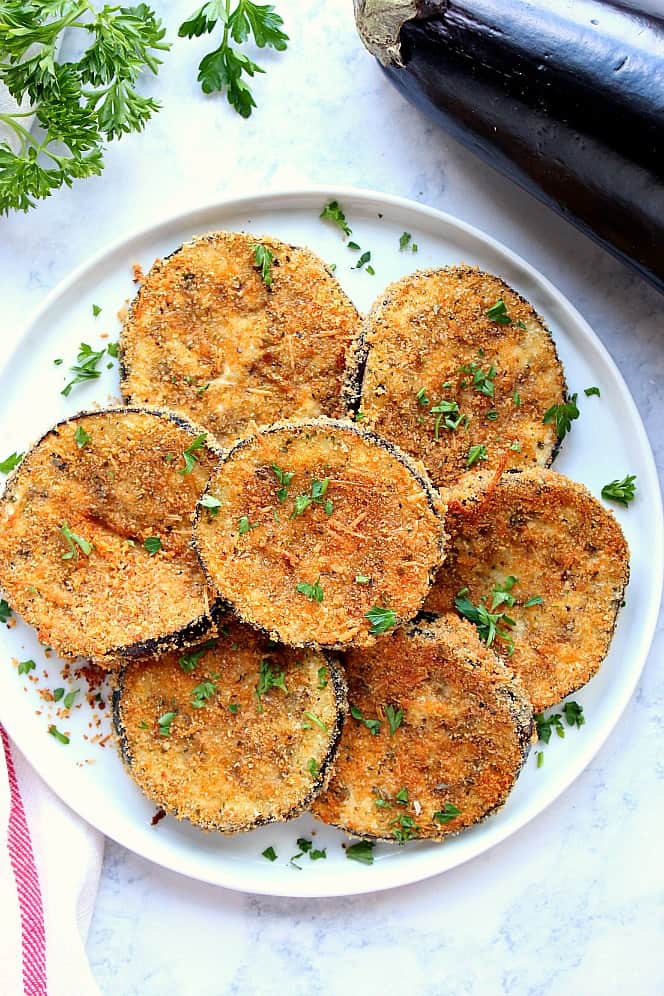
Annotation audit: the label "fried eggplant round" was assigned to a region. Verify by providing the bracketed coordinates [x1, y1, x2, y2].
[346, 266, 567, 488]
[120, 231, 360, 447]
[0, 408, 222, 666]
[423, 467, 630, 712]
[311, 613, 533, 841]
[112, 620, 348, 832]
[194, 418, 446, 649]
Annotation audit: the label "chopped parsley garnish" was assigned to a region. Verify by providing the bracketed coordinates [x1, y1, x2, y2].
[238, 515, 257, 536]
[355, 574, 370, 585]
[271, 464, 294, 502]
[354, 251, 371, 270]
[92, 304, 102, 317]
[513, 391, 521, 407]
[157, 711, 177, 736]
[60, 522, 92, 560]
[296, 578, 323, 603]
[398, 231, 418, 252]
[143, 536, 162, 555]
[350, 704, 381, 736]
[179, 639, 217, 673]
[431, 400, 463, 439]
[433, 803, 461, 824]
[345, 840, 375, 865]
[191, 680, 217, 709]
[536, 751, 544, 768]
[466, 444, 488, 468]
[290, 478, 332, 518]
[74, 425, 91, 448]
[460, 360, 497, 398]
[18, 659, 36, 675]
[490, 575, 517, 611]
[391, 813, 419, 843]
[53, 687, 65, 702]
[416, 387, 430, 406]
[562, 701, 585, 729]
[455, 590, 515, 653]
[542, 394, 579, 441]
[354, 410, 365, 423]
[307, 757, 319, 777]
[584, 386, 601, 397]
[253, 243, 274, 286]
[395, 787, 408, 805]
[179, 433, 207, 475]
[262, 846, 278, 862]
[366, 264, 376, 276]
[304, 711, 328, 732]
[63, 689, 79, 709]
[317, 665, 328, 689]
[365, 605, 397, 635]
[384, 704, 403, 736]
[348, 240, 361, 250]
[320, 200, 351, 237]
[524, 595, 544, 608]
[61, 343, 106, 396]
[48, 724, 69, 745]
[255, 659, 288, 709]
[534, 711, 564, 743]
[485, 299, 511, 324]
[0, 451, 24, 474]
[107, 342, 119, 359]
[601, 475, 637, 507]
[228, 703, 239, 714]
[200, 494, 222, 517]
[0, 599, 12, 622]
[296, 837, 326, 861]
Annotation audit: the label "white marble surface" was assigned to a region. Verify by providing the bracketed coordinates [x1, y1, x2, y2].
[2, 3, 663, 993]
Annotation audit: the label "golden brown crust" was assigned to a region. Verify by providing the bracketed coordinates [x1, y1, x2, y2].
[194, 418, 446, 650]
[0, 408, 222, 666]
[112, 620, 348, 832]
[423, 467, 630, 712]
[348, 266, 567, 488]
[120, 231, 361, 447]
[311, 613, 533, 840]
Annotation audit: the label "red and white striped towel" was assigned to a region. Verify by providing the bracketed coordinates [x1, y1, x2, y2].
[1, 726, 104, 996]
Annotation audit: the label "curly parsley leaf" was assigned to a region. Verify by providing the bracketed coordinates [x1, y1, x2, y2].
[296, 578, 324, 603]
[320, 199, 351, 237]
[543, 394, 580, 441]
[0, 2, 169, 214]
[179, 1, 288, 116]
[365, 605, 397, 635]
[601, 475, 637, 507]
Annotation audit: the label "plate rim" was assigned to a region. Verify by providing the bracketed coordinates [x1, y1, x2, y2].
[1, 184, 661, 898]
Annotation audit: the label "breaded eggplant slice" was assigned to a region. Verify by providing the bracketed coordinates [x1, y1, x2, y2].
[194, 418, 446, 649]
[423, 467, 630, 712]
[346, 266, 567, 488]
[120, 231, 360, 447]
[311, 613, 533, 841]
[0, 408, 223, 666]
[112, 620, 348, 832]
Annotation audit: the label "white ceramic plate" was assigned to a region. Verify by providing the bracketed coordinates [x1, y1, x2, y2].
[0, 188, 661, 898]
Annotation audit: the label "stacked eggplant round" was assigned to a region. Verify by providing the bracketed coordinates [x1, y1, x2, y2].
[0, 234, 629, 844]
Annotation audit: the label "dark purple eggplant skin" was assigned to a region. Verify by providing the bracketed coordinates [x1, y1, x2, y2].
[355, 0, 664, 293]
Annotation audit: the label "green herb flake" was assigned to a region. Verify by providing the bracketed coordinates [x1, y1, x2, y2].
[48, 724, 69, 745]
[542, 394, 580, 441]
[60, 522, 92, 560]
[262, 846, 278, 862]
[179, 639, 217, 673]
[143, 536, 162, 555]
[485, 299, 511, 324]
[355, 574, 370, 585]
[228, 702, 240, 714]
[433, 803, 461, 824]
[179, 433, 207, 475]
[350, 704, 381, 736]
[18, 659, 36, 675]
[200, 494, 223, 517]
[355, 250, 371, 270]
[0, 451, 24, 474]
[513, 391, 521, 407]
[584, 386, 601, 397]
[601, 475, 637, 507]
[253, 243, 274, 286]
[537, 750, 544, 768]
[296, 578, 324, 603]
[73, 425, 91, 449]
[524, 595, 544, 608]
[61, 343, 107, 397]
[365, 605, 397, 635]
[63, 689, 79, 709]
[317, 665, 328, 689]
[157, 711, 177, 737]
[563, 700, 585, 729]
[320, 200, 351, 237]
[534, 711, 564, 744]
[455, 592, 515, 654]
[345, 840, 375, 865]
[366, 264, 376, 276]
[271, 464, 294, 502]
[92, 304, 102, 317]
[399, 232, 412, 251]
[238, 515, 257, 536]
[255, 659, 288, 709]
[348, 241, 361, 250]
[0, 599, 12, 623]
[466, 444, 488, 468]
[107, 342, 119, 359]
[460, 360, 497, 398]
[307, 757, 319, 777]
[191, 680, 217, 709]
[416, 387, 430, 406]
[385, 703, 403, 736]
[53, 687, 65, 702]
[304, 711, 328, 732]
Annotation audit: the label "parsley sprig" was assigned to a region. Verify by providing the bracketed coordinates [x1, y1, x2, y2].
[543, 394, 580, 441]
[601, 475, 637, 507]
[179, 1, 288, 116]
[0, 1, 169, 214]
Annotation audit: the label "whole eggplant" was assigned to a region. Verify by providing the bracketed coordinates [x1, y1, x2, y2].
[354, 0, 664, 292]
